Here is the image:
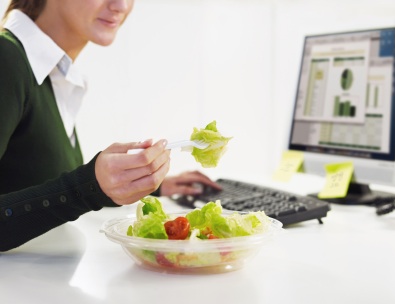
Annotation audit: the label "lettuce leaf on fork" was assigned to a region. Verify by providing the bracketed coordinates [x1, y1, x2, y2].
[190, 120, 232, 168]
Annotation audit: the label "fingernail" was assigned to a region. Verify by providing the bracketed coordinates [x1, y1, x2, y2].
[138, 139, 150, 144]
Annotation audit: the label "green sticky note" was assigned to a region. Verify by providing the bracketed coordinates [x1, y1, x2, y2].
[318, 162, 354, 199]
[272, 151, 304, 182]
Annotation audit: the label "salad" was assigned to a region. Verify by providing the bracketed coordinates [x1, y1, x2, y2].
[127, 196, 270, 240]
[190, 120, 232, 168]
[122, 196, 273, 271]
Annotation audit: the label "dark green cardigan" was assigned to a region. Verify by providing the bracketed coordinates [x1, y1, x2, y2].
[0, 30, 118, 251]
[0, 31, 84, 193]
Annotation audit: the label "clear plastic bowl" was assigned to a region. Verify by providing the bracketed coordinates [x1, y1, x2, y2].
[100, 211, 283, 274]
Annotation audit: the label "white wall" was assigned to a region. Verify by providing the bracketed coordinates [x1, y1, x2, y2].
[2, 0, 395, 182]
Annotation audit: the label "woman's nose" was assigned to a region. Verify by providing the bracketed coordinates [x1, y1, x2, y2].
[108, 0, 130, 13]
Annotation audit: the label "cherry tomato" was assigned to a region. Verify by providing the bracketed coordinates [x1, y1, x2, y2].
[164, 217, 190, 240]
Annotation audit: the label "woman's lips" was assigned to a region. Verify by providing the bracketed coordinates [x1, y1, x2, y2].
[98, 17, 120, 28]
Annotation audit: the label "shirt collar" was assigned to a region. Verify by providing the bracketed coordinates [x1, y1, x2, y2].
[3, 10, 84, 87]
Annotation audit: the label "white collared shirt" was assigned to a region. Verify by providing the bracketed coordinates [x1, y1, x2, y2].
[3, 10, 87, 146]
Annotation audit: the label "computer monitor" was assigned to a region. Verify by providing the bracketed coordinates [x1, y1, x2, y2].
[288, 27, 395, 204]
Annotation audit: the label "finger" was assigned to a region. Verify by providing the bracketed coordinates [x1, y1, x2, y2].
[125, 139, 169, 170]
[126, 139, 156, 155]
[109, 139, 168, 171]
[190, 171, 223, 190]
[114, 148, 171, 185]
[173, 184, 204, 196]
[176, 171, 222, 190]
[113, 159, 171, 205]
[105, 139, 153, 154]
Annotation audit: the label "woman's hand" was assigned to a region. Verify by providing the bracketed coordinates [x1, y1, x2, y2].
[95, 139, 170, 205]
[159, 170, 222, 197]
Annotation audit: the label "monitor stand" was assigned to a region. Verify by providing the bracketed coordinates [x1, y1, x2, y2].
[309, 182, 395, 205]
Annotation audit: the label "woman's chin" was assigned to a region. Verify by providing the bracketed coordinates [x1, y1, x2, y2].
[92, 35, 117, 47]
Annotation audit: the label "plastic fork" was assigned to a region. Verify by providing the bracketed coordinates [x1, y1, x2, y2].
[166, 140, 208, 150]
[127, 140, 208, 154]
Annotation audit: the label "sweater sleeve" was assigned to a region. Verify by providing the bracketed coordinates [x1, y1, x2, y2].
[0, 153, 117, 252]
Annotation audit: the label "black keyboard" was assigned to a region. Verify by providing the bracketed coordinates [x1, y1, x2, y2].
[174, 178, 331, 226]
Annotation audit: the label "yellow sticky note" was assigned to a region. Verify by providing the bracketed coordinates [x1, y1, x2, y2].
[318, 162, 354, 199]
[272, 151, 304, 182]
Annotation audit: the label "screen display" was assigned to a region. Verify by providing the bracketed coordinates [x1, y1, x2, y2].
[289, 28, 395, 161]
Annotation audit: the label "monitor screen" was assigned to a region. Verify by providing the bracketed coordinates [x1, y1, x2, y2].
[288, 27, 395, 203]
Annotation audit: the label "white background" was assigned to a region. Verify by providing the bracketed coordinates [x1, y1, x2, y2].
[2, 0, 395, 182]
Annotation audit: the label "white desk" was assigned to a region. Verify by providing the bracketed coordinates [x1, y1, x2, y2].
[1, 175, 395, 304]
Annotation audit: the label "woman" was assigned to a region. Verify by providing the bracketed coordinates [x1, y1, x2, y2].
[0, 0, 220, 251]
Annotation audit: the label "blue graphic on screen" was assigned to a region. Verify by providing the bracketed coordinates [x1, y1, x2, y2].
[379, 29, 395, 57]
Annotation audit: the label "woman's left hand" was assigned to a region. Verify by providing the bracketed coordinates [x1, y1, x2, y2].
[159, 170, 222, 196]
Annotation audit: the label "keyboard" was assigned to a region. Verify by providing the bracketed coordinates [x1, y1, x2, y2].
[174, 178, 331, 226]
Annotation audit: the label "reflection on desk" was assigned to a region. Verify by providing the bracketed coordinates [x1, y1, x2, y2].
[1, 184, 395, 304]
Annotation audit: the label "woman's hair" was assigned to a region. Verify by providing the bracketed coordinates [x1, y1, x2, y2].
[3, 0, 46, 21]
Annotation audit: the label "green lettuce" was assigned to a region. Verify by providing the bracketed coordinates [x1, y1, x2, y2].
[137, 196, 167, 221]
[127, 197, 269, 240]
[185, 200, 268, 238]
[127, 196, 168, 239]
[185, 201, 223, 230]
[190, 120, 232, 168]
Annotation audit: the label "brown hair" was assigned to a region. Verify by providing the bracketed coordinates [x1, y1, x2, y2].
[3, 0, 46, 21]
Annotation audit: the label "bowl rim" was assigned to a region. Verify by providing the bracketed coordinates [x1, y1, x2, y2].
[100, 210, 284, 251]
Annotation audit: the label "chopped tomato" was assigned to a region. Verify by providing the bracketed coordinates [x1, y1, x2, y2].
[201, 227, 212, 236]
[155, 252, 174, 267]
[207, 234, 219, 239]
[164, 217, 190, 240]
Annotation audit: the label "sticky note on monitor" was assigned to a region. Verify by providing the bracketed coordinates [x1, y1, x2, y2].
[318, 162, 354, 199]
[272, 150, 304, 182]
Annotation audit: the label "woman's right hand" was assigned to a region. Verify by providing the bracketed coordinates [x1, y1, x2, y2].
[94, 139, 170, 205]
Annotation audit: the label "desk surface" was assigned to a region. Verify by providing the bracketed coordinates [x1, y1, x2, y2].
[1, 175, 395, 304]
